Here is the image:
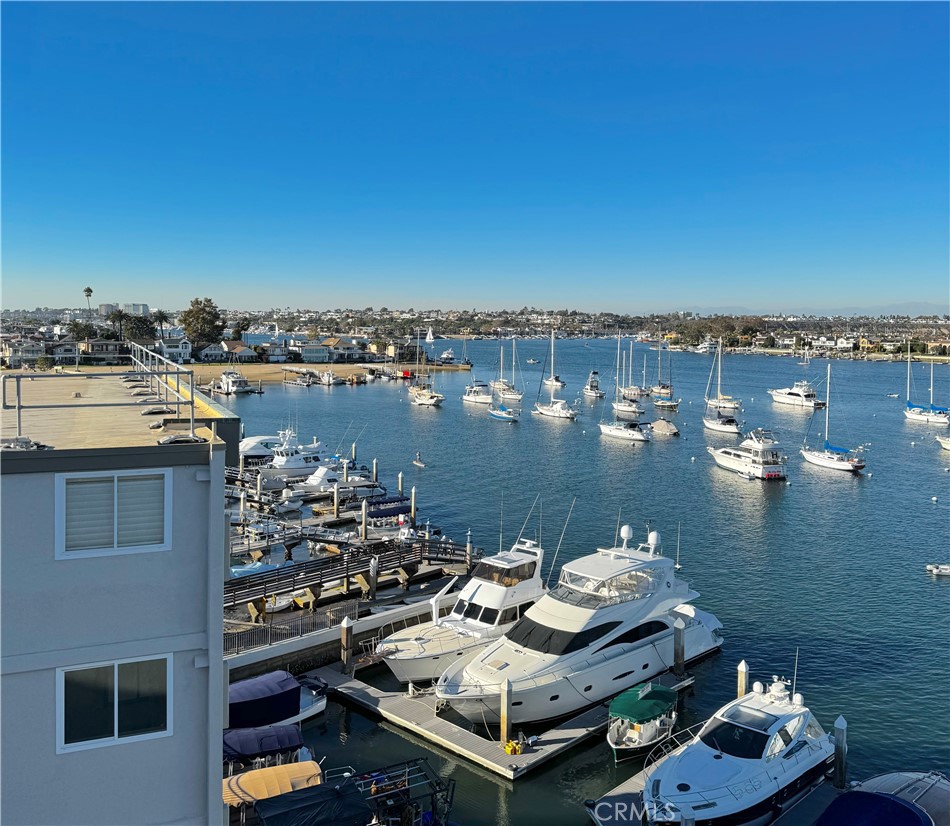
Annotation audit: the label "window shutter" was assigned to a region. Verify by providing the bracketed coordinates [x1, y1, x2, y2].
[117, 475, 166, 547]
[65, 478, 115, 551]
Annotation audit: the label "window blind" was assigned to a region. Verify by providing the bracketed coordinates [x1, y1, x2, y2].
[64, 478, 114, 551]
[117, 474, 165, 548]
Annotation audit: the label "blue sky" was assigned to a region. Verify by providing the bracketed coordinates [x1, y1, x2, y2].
[3, 2, 948, 315]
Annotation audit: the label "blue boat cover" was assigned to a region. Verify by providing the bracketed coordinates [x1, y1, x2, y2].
[229, 671, 301, 728]
[223, 724, 304, 760]
[931, 404, 948, 414]
[254, 783, 372, 826]
[816, 790, 930, 826]
[822, 441, 851, 454]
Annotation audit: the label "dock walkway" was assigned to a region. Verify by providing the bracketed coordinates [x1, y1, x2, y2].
[311, 667, 693, 782]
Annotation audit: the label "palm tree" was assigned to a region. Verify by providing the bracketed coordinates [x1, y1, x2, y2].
[152, 309, 170, 341]
[83, 287, 93, 319]
[107, 309, 129, 340]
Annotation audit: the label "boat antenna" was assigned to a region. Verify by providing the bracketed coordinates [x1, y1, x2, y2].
[613, 507, 623, 546]
[545, 496, 576, 588]
[791, 647, 800, 698]
[334, 421, 354, 454]
[515, 493, 541, 544]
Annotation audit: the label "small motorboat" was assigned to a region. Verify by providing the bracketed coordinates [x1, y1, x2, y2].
[886, 393, 900, 398]
[650, 418, 680, 437]
[526, 358, 540, 364]
[653, 397, 681, 412]
[606, 682, 678, 763]
[412, 452, 426, 468]
[228, 671, 328, 728]
[488, 403, 520, 422]
[925, 563, 950, 576]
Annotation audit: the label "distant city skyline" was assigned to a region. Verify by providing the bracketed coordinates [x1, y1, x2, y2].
[3, 3, 948, 315]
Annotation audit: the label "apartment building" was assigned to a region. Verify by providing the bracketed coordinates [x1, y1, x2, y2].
[1, 362, 226, 825]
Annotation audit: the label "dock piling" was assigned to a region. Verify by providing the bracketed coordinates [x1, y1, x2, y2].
[737, 659, 749, 698]
[500, 679, 512, 746]
[833, 715, 848, 789]
[343, 462, 349, 483]
[372, 458, 378, 483]
[673, 618, 685, 677]
[368, 556, 378, 601]
[466, 529, 472, 569]
[351, 441, 357, 462]
[410, 486, 417, 527]
[360, 499, 368, 541]
[398, 471, 403, 496]
[340, 616, 353, 675]
[333, 483, 340, 518]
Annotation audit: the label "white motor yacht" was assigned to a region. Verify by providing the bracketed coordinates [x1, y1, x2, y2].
[583, 370, 606, 398]
[436, 526, 723, 725]
[768, 380, 826, 409]
[708, 429, 787, 480]
[409, 382, 445, 407]
[461, 380, 493, 405]
[215, 369, 254, 395]
[638, 676, 835, 826]
[289, 463, 385, 499]
[255, 430, 339, 482]
[377, 538, 546, 684]
[439, 348, 455, 364]
[240, 429, 321, 468]
[599, 420, 651, 442]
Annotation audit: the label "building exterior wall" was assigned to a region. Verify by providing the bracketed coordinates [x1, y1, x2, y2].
[1, 447, 225, 825]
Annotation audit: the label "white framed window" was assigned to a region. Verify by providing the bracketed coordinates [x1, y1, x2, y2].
[56, 654, 173, 753]
[54, 469, 173, 559]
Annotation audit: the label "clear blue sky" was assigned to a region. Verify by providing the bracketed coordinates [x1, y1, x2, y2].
[3, 2, 948, 315]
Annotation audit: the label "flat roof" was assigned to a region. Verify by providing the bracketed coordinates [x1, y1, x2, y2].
[1, 370, 222, 452]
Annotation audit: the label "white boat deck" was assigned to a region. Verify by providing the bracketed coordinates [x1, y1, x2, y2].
[311, 666, 694, 780]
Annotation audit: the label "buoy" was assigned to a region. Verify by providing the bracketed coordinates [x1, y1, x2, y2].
[911, 442, 915, 447]
[786, 481, 791, 486]
[867, 472, 873, 478]
[932, 497, 938, 503]
[691, 457, 696, 462]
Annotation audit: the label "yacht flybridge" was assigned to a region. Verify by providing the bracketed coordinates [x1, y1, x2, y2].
[639, 676, 835, 825]
[436, 526, 723, 725]
[377, 539, 545, 684]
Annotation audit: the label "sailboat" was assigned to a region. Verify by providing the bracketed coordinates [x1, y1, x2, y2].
[600, 332, 650, 440]
[490, 341, 524, 401]
[542, 329, 566, 388]
[408, 329, 445, 407]
[651, 328, 674, 400]
[801, 363, 866, 471]
[703, 337, 743, 434]
[904, 343, 949, 426]
[534, 330, 576, 420]
[611, 335, 644, 417]
[622, 349, 651, 399]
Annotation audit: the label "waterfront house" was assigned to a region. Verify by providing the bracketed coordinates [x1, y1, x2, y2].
[221, 340, 257, 362]
[289, 338, 332, 363]
[156, 336, 193, 363]
[77, 338, 127, 366]
[49, 338, 80, 365]
[1, 337, 46, 368]
[194, 342, 228, 362]
[321, 336, 363, 362]
[259, 342, 289, 363]
[0, 355, 227, 825]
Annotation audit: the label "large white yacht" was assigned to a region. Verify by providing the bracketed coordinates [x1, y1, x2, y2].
[707, 429, 787, 480]
[377, 538, 545, 684]
[768, 380, 826, 409]
[638, 676, 835, 825]
[239, 428, 321, 467]
[436, 526, 722, 725]
[461, 380, 493, 405]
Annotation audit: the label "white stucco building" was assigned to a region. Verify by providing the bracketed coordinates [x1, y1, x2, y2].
[1, 362, 226, 825]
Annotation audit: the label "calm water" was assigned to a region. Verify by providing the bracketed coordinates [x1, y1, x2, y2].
[220, 339, 950, 824]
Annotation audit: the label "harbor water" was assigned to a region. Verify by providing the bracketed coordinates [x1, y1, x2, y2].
[220, 339, 950, 824]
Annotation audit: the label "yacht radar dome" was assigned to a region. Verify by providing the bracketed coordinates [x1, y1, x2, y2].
[648, 529, 661, 548]
[619, 524, 633, 548]
[752, 681, 764, 694]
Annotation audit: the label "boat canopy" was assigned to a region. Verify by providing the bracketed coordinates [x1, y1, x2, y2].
[931, 404, 949, 414]
[228, 671, 301, 729]
[822, 441, 851, 454]
[223, 724, 304, 761]
[222, 761, 323, 807]
[254, 783, 372, 826]
[608, 684, 678, 724]
[553, 565, 664, 608]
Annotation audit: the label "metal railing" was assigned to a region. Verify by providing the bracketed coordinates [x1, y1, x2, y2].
[1, 342, 197, 438]
[224, 599, 360, 656]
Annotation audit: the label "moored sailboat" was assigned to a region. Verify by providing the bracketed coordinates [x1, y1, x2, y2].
[801, 363, 866, 472]
[904, 342, 949, 426]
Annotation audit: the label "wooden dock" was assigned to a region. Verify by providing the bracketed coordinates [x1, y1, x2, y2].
[311, 666, 693, 781]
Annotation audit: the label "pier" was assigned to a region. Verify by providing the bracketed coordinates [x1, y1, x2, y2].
[312, 667, 693, 781]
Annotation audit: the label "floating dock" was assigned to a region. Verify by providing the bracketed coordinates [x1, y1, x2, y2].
[311, 666, 693, 781]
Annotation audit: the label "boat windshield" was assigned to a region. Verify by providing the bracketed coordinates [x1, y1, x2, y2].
[449, 599, 500, 626]
[699, 718, 770, 760]
[551, 567, 663, 608]
[505, 616, 620, 656]
[472, 560, 536, 586]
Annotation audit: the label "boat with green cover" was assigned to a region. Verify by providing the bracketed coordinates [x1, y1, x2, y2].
[606, 682, 678, 763]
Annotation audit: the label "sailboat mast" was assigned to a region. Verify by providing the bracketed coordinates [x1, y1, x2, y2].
[930, 359, 935, 407]
[615, 332, 622, 401]
[825, 362, 831, 441]
[717, 337, 723, 399]
[628, 340, 633, 387]
[907, 340, 911, 402]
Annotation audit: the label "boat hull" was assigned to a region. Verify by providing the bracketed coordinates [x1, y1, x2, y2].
[707, 447, 787, 479]
[382, 640, 491, 684]
[800, 449, 865, 472]
[904, 408, 950, 425]
[702, 417, 741, 434]
[599, 422, 650, 442]
[768, 390, 825, 409]
[440, 621, 721, 725]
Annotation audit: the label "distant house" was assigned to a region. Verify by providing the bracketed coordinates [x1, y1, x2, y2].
[222, 340, 258, 362]
[321, 337, 363, 362]
[156, 337, 192, 363]
[193, 342, 228, 362]
[49, 339, 80, 365]
[290, 342, 331, 363]
[78, 338, 127, 365]
[260, 342, 289, 363]
[2, 338, 46, 368]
